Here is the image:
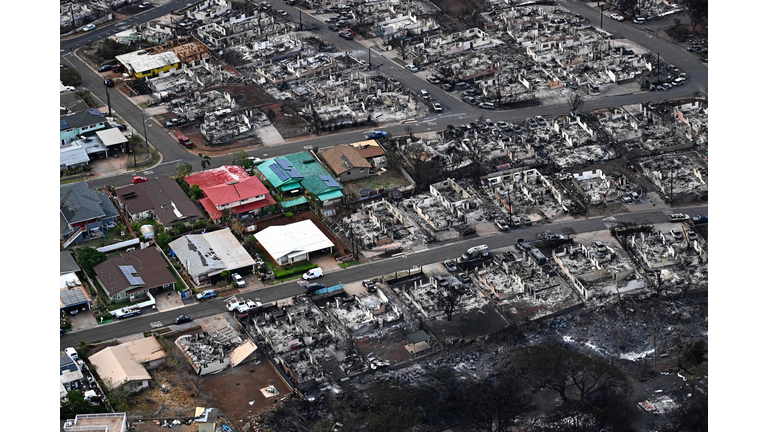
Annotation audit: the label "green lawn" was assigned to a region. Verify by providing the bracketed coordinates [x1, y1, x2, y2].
[339, 261, 360, 269]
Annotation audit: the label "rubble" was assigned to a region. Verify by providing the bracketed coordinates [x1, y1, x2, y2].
[250, 297, 367, 390]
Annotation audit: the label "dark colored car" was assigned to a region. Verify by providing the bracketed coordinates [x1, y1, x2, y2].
[305, 282, 326, 292]
[443, 259, 458, 272]
[112, 64, 125, 73]
[328, 23, 339, 31]
[115, 124, 127, 131]
[104, 78, 114, 87]
[98, 64, 113, 72]
[175, 315, 192, 325]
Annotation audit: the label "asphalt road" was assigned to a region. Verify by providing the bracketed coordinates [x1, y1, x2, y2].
[60, 203, 707, 349]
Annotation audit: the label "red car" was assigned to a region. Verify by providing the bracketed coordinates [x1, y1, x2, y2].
[132, 176, 147, 184]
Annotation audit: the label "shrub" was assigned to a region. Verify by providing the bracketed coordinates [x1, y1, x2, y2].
[220, 270, 231, 279]
[285, 212, 294, 218]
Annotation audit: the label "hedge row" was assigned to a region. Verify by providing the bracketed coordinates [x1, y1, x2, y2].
[274, 262, 317, 279]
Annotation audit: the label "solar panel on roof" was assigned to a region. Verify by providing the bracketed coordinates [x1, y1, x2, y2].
[60, 289, 88, 306]
[285, 167, 304, 179]
[119, 265, 145, 286]
[276, 158, 294, 169]
[318, 175, 341, 188]
[269, 164, 290, 182]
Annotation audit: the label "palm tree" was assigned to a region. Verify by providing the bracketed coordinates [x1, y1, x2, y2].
[198, 153, 211, 171]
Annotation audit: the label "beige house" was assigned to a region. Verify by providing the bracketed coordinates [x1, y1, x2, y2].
[320, 145, 371, 181]
[89, 337, 167, 392]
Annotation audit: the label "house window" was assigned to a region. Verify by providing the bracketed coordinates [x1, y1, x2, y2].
[360, 169, 365, 173]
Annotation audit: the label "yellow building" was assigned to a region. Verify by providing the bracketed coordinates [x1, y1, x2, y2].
[115, 50, 181, 79]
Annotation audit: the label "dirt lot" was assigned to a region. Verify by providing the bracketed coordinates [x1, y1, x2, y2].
[197, 350, 292, 430]
[125, 366, 208, 419]
[181, 129, 262, 157]
[343, 168, 412, 199]
[205, 84, 276, 107]
[258, 102, 310, 139]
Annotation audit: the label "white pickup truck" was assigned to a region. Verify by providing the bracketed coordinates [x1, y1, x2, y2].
[227, 298, 262, 313]
[237, 299, 262, 314]
[226, 297, 247, 312]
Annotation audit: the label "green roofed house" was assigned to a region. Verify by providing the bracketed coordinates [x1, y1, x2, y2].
[256, 151, 344, 210]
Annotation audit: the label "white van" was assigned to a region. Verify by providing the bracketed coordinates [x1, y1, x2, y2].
[65, 347, 79, 361]
[672, 77, 686, 86]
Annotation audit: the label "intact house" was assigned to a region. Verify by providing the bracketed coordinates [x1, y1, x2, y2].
[168, 227, 256, 286]
[115, 50, 181, 79]
[254, 219, 334, 265]
[63, 413, 128, 432]
[348, 139, 387, 168]
[185, 165, 276, 222]
[319, 145, 371, 181]
[60, 181, 120, 247]
[115, 177, 204, 231]
[256, 152, 344, 210]
[93, 247, 176, 304]
[88, 337, 167, 393]
[60, 109, 109, 144]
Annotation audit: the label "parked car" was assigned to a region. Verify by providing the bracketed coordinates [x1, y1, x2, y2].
[104, 78, 114, 87]
[610, 13, 624, 21]
[248, 156, 263, 164]
[232, 273, 246, 288]
[525, 117, 538, 129]
[419, 89, 430, 100]
[457, 273, 471, 285]
[691, 214, 708, 224]
[303, 268, 324, 280]
[197, 289, 217, 300]
[98, 64, 113, 72]
[138, 2, 152, 8]
[668, 213, 690, 222]
[633, 17, 647, 24]
[65, 347, 79, 360]
[112, 64, 125, 73]
[132, 176, 147, 184]
[426, 76, 441, 84]
[494, 218, 510, 231]
[512, 124, 523, 134]
[535, 115, 548, 128]
[670, 228, 684, 240]
[328, 23, 339, 31]
[367, 130, 388, 139]
[277, 10, 287, 16]
[432, 102, 443, 113]
[175, 315, 192, 325]
[82, 24, 96, 31]
[496, 121, 509, 130]
[478, 102, 495, 109]
[305, 282, 326, 292]
[443, 259, 458, 273]
[405, 64, 419, 72]
[115, 307, 141, 319]
[521, 215, 532, 226]
[115, 124, 127, 131]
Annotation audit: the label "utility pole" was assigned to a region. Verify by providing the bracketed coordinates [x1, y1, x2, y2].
[600, 6, 604, 29]
[368, 46, 371, 67]
[104, 82, 112, 117]
[140, 112, 148, 167]
[656, 52, 661, 84]
[299, 10, 302, 30]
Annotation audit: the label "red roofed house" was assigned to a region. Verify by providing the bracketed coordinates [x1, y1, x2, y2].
[185, 166, 276, 221]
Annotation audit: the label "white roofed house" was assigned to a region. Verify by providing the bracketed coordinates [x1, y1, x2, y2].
[254, 219, 334, 265]
[168, 228, 256, 286]
[88, 337, 167, 393]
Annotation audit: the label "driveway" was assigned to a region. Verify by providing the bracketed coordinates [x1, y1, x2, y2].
[69, 309, 98, 331]
[153, 290, 186, 312]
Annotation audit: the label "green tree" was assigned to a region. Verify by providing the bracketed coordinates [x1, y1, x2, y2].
[175, 162, 193, 182]
[60, 390, 108, 418]
[190, 184, 204, 200]
[76, 247, 107, 277]
[156, 232, 172, 249]
[220, 270, 231, 279]
[232, 150, 252, 169]
[60, 68, 82, 87]
[199, 153, 211, 170]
